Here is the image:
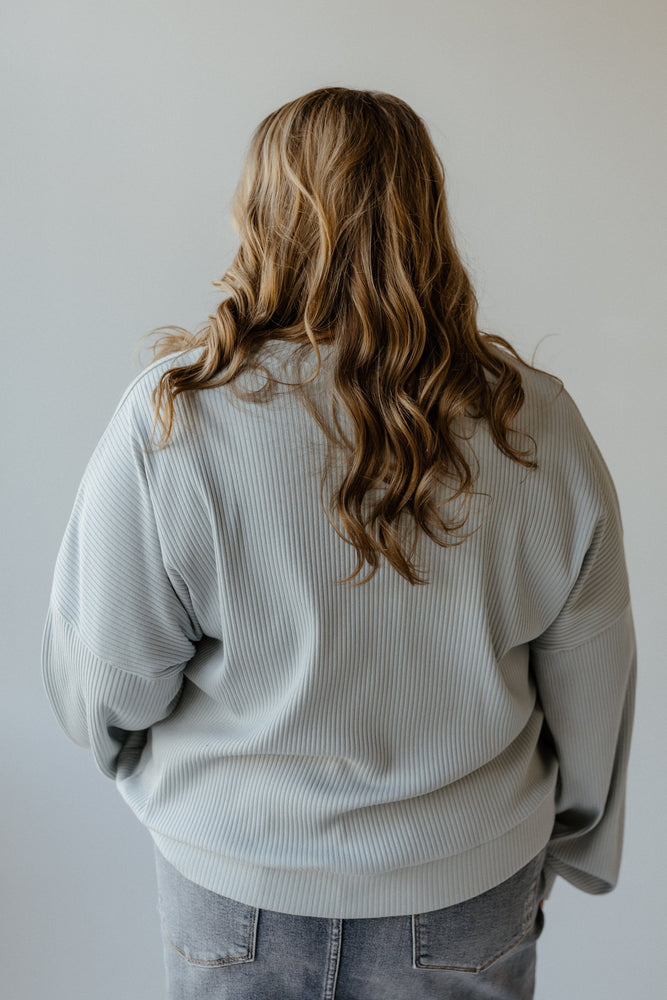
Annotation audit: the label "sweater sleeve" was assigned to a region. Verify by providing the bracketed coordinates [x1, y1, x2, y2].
[41, 383, 203, 780]
[529, 419, 637, 901]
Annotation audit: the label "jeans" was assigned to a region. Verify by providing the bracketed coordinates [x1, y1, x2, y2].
[154, 842, 549, 1000]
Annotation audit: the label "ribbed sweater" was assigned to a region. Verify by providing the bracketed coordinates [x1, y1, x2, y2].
[41, 339, 636, 919]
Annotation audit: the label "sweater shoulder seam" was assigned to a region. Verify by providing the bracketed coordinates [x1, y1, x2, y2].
[530, 601, 632, 654]
[47, 602, 187, 680]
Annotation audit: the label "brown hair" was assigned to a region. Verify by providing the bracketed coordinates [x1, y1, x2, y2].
[136, 86, 561, 587]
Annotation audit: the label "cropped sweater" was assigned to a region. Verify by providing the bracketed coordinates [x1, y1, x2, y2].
[41, 339, 636, 918]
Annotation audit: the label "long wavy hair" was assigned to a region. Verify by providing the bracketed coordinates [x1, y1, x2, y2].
[136, 86, 561, 587]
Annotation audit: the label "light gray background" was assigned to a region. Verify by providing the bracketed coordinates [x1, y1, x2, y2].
[2, 1, 665, 997]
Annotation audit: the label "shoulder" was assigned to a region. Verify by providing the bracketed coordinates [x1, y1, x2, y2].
[104, 346, 206, 440]
[113, 346, 205, 414]
[512, 358, 596, 448]
[512, 359, 620, 516]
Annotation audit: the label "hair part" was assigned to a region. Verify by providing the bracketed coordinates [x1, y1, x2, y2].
[135, 86, 562, 587]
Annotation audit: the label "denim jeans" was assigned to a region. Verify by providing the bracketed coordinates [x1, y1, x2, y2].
[154, 842, 549, 1000]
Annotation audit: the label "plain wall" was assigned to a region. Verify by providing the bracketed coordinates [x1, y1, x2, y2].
[2, 1, 665, 997]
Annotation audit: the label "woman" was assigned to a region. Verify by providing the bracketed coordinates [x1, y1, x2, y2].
[41, 87, 636, 999]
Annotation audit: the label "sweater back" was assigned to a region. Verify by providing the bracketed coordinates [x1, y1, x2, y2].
[41, 339, 636, 918]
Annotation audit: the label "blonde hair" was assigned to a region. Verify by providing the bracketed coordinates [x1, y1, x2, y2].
[137, 86, 561, 587]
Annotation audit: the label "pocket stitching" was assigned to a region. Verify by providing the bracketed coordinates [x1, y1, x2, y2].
[412, 850, 545, 973]
[159, 907, 259, 967]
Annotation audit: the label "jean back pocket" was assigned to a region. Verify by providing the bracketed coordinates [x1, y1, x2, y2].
[154, 847, 258, 967]
[412, 846, 547, 973]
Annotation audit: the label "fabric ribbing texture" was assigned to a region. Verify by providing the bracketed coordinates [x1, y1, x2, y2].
[41, 339, 636, 918]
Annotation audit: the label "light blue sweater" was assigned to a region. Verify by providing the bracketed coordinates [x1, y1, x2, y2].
[41, 340, 636, 918]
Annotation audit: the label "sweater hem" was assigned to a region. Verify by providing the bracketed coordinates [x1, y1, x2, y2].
[147, 793, 556, 919]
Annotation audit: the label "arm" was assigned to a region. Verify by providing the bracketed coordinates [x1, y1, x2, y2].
[529, 433, 637, 900]
[41, 383, 202, 779]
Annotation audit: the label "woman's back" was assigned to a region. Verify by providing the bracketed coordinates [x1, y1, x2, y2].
[42, 335, 634, 918]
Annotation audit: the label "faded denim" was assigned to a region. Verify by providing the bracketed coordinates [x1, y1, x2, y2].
[154, 842, 549, 999]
